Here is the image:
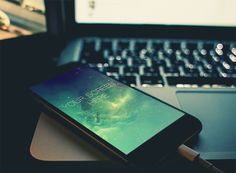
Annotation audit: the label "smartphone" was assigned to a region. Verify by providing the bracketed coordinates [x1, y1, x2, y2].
[29, 64, 202, 166]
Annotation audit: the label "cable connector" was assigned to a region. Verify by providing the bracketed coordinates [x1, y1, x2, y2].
[177, 144, 224, 173]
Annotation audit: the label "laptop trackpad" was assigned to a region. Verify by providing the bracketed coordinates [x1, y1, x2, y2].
[176, 91, 236, 159]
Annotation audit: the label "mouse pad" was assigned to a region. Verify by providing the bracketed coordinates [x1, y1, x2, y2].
[176, 91, 236, 159]
[30, 112, 108, 161]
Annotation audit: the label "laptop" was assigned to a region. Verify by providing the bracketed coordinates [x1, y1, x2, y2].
[30, 0, 236, 161]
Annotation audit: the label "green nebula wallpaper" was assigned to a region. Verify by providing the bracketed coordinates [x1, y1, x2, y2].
[31, 67, 184, 154]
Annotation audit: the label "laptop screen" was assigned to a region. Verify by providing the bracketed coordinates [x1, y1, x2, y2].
[75, 0, 236, 27]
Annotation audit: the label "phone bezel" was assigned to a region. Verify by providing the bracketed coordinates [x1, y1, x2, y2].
[29, 63, 202, 165]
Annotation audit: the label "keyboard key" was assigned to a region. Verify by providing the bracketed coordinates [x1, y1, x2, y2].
[167, 76, 236, 86]
[220, 62, 236, 75]
[164, 66, 179, 74]
[133, 58, 146, 65]
[113, 56, 127, 65]
[106, 67, 119, 73]
[202, 65, 219, 77]
[232, 47, 236, 56]
[167, 53, 178, 64]
[135, 41, 147, 50]
[169, 42, 181, 50]
[186, 42, 198, 50]
[176, 59, 185, 66]
[202, 43, 214, 50]
[183, 64, 199, 74]
[216, 43, 230, 55]
[117, 41, 130, 50]
[144, 67, 159, 74]
[152, 42, 164, 50]
[83, 40, 96, 51]
[153, 59, 166, 67]
[119, 76, 137, 85]
[124, 67, 139, 74]
[101, 41, 113, 50]
[140, 75, 164, 85]
[229, 54, 236, 63]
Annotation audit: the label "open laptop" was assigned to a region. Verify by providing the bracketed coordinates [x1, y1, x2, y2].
[30, 0, 236, 161]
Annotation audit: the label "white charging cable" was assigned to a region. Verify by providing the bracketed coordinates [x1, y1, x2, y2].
[177, 144, 224, 173]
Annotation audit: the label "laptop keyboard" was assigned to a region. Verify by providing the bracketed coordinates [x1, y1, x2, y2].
[79, 38, 236, 88]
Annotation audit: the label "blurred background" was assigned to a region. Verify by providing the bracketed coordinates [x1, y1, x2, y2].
[0, 0, 46, 40]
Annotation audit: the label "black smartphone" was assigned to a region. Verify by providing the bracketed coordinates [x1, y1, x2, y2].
[29, 64, 202, 166]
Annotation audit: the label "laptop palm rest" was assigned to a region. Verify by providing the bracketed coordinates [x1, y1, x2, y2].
[176, 91, 236, 159]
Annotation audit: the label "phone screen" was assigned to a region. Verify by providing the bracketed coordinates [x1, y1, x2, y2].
[30, 67, 184, 155]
